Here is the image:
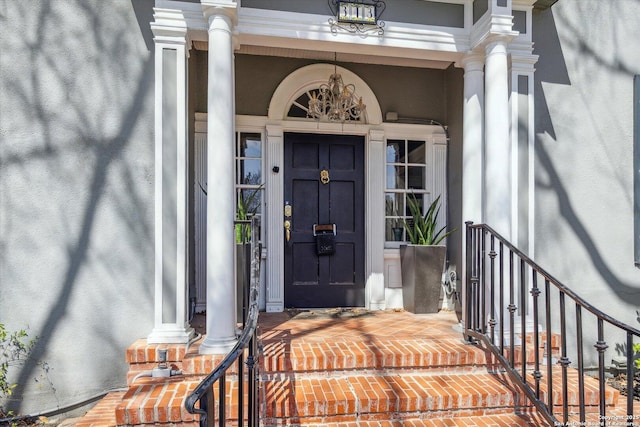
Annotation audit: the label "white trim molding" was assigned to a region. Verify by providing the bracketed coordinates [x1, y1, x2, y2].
[268, 63, 383, 125]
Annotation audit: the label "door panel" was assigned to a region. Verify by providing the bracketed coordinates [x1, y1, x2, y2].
[330, 143, 356, 170]
[330, 243, 355, 284]
[284, 133, 365, 308]
[292, 180, 319, 230]
[330, 181, 355, 231]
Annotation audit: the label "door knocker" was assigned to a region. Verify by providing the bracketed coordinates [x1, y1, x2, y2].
[320, 169, 330, 185]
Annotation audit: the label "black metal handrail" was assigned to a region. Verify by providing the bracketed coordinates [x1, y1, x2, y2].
[185, 216, 261, 427]
[465, 222, 640, 426]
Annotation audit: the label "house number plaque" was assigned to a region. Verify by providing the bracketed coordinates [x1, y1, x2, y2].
[338, 1, 376, 24]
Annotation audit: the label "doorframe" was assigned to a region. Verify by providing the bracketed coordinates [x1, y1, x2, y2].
[257, 118, 386, 313]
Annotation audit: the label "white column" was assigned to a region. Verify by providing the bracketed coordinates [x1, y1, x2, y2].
[484, 38, 511, 239]
[510, 57, 537, 332]
[461, 53, 485, 226]
[265, 125, 284, 312]
[510, 56, 537, 256]
[199, 5, 238, 354]
[366, 129, 386, 310]
[459, 52, 485, 332]
[148, 17, 194, 344]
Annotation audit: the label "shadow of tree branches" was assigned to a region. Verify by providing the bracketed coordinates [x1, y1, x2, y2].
[533, 1, 640, 308]
[0, 0, 155, 414]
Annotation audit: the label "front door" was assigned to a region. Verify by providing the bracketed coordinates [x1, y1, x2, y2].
[284, 133, 365, 308]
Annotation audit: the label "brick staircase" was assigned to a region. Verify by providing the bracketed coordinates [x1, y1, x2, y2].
[258, 310, 544, 426]
[76, 310, 636, 426]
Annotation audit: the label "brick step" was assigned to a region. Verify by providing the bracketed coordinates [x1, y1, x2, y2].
[261, 412, 548, 426]
[74, 391, 124, 427]
[115, 380, 199, 425]
[261, 370, 528, 423]
[260, 367, 624, 424]
[260, 337, 489, 374]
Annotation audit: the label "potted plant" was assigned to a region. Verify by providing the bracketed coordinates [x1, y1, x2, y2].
[400, 193, 455, 314]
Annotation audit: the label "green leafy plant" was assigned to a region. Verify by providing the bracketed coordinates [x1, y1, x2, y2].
[235, 186, 263, 243]
[198, 182, 263, 244]
[403, 193, 456, 245]
[1, 323, 37, 418]
[633, 343, 640, 369]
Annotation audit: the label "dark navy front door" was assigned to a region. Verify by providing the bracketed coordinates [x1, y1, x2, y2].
[283, 133, 365, 308]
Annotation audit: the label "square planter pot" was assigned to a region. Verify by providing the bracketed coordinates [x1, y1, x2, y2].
[400, 245, 446, 314]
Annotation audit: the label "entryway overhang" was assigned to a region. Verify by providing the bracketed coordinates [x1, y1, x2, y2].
[148, 0, 539, 353]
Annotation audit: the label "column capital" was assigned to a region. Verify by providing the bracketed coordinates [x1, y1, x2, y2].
[458, 52, 485, 71]
[266, 124, 283, 139]
[151, 6, 190, 45]
[201, 0, 238, 27]
[510, 53, 539, 73]
[369, 129, 385, 143]
[471, 21, 518, 51]
[484, 35, 511, 56]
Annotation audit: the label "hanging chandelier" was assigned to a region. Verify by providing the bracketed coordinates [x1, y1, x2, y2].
[307, 68, 366, 122]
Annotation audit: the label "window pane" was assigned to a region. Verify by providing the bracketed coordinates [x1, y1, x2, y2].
[407, 141, 425, 164]
[385, 219, 404, 241]
[239, 159, 261, 185]
[405, 193, 424, 216]
[239, 133, 261, 158]
[386, 140, 405, 163]
[239, 188, 262, 216]
[407, 166, 425, 190]
[287, 103, 308, 118]
[386, 165, 405, 189]
[385, 192, 404, 216]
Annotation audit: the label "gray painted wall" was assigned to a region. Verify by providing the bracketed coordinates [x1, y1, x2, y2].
[231, 54, 451, 123]
[0, 0, 155, 416]
[533, 0, 640, 352]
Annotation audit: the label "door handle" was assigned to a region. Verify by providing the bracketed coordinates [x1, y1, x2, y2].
[284, 220, 291, 242]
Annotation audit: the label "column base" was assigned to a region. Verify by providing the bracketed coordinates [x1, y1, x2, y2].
[366, 273, 385, 311]
[199, 335, 238, 355]
[147, 325, 195, 344]
[266, 302, 283, 313]
[368, 302, 386, 311]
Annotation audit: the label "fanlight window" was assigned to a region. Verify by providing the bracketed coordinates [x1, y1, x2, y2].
[287, 84, 367, 123]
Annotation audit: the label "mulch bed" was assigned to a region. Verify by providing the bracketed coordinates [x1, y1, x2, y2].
[608, 371, 640, 401]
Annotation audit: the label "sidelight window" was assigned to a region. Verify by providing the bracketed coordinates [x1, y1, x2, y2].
[385, 139, 429, 243]
[235, 132, 263, 227]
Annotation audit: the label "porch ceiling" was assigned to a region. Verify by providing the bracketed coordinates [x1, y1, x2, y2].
[192, 42, 453, 70]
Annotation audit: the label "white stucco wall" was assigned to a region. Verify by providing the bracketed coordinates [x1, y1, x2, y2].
[0, 0, 155, 416]
[533, 0, 640, 351]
